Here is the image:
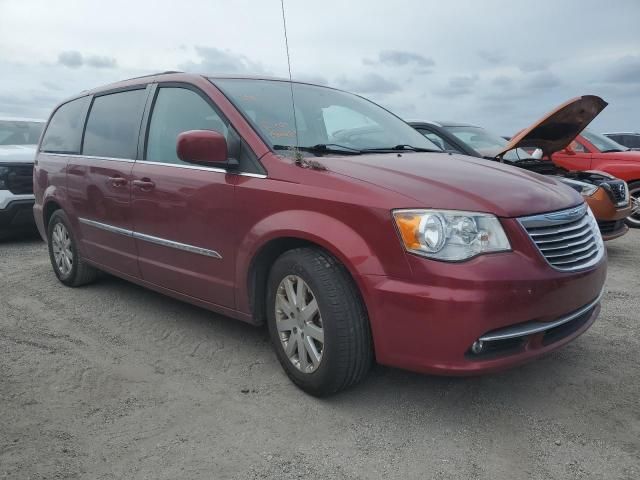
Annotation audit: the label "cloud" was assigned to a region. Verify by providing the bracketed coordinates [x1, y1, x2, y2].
[57, 50, 117, 69]
[477, 50, 506, 64]
[491, 75, 514, 88]
[518, 59, 550, 73]
[58, 51, 83, 68]
[335, 73, 401, 94]
[364, 50, 434, 73]
[603, 55, 640, 84]
[180, 46, 268, 75]
[525, 71, 561, 90]
[434, 74, 479, 97]
[85, 55, 117, 69]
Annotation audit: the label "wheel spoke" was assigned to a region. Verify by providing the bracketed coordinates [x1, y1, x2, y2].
[300, 298, 318, 323]
[284, 277, 297, 306]
[276, 294, 295, 318]
[304, 336, 321, 367]
[276, 318, 297, 332]
[297, 335, 308, 370]
[284, 337, 297, 356]
[296, 279, 307, 308]
[304, 323, 324, 343]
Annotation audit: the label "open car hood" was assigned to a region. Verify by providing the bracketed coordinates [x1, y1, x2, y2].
[497, 95, 607, 158]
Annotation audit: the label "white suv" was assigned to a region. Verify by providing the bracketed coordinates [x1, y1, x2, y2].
[0, 117, 44, 239]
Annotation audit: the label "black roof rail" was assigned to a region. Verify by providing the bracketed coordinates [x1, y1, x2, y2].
[120, 70, 185, 82]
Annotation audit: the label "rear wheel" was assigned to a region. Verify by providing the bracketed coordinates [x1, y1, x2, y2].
[266, 247, 372, 396]
[626, 181, 640, 229]
[47, 210, 98, 286]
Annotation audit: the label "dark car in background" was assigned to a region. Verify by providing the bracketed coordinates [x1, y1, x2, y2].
[603, 132, 640, 151]
[409, 97, 632, 240]
[0, 117, 45, 239]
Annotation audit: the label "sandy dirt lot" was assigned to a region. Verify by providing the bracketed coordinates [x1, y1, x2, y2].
[1, 231, 639, 479]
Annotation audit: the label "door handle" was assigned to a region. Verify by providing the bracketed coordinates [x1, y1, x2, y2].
[107, 176, 127, 187]
[133, 179, 155, 191]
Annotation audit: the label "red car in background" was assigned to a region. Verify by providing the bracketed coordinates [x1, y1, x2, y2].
[551, 129, 640, 228]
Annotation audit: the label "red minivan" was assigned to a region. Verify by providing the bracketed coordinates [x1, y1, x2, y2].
[33, 73, 606, 395]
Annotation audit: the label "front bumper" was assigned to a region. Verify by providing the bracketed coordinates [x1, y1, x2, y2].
[0, 196, 36, 235]
[358, 219, 607, 375]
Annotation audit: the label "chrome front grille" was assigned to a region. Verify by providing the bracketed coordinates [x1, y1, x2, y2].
[519, 204, 604, 271]
[603, 180, 629, 207]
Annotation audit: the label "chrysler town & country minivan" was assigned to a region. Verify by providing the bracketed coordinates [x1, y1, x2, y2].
[33, 73, 606, 395]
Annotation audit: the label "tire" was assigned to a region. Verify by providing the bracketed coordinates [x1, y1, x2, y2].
[625, 181, 640, 229]
[47, 210, 98, 287]
[266, 247, 372, 396]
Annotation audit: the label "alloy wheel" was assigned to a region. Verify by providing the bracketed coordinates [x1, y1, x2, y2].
[275, 275, 324, 373]
[52, 222, 73, 276]
[628, 186, 640, 227]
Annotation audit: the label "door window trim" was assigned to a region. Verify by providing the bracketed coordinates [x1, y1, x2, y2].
[140, 81, 266, 176]
[80, 84, 151, 160]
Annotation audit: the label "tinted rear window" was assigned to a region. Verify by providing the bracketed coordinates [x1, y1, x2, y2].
[40, 97, 90, 153]
[83, 89, 147, 159]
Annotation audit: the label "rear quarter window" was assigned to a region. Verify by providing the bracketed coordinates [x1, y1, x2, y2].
[40, 97, 90, 153]
[83, 89, 147, 159]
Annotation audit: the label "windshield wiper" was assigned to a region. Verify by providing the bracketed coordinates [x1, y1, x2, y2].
[601, 148, 627, 153]
[273, 144, 362, 155]
[360, 144, 441, 153]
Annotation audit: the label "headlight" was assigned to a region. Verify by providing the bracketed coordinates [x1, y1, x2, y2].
[393, 209, 511, 261]
[557, 177, 598, 196]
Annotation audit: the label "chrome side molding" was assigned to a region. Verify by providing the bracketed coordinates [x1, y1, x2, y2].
[79, 218, 222, 259]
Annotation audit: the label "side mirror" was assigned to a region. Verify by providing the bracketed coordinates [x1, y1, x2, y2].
[562, 146, 576, 156]
[177, 130, 228, 167]
[531, 148, 543, 160]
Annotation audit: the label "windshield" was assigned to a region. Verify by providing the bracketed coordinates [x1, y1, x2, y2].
[0, 120, 44, 146]
[582, 128, 629, 152]
[444, 125, 530, 161]
[211, 78, 440, 153]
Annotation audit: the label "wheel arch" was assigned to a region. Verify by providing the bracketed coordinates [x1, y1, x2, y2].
[239, 211, 384, 326]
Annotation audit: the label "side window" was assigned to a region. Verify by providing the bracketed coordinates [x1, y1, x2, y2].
[571, 140, 588, 153]
[83, 89, 147, 159]
[40, 97, 90, 153]
[418, 129, 453, 151]
[146, 87, 228, 165]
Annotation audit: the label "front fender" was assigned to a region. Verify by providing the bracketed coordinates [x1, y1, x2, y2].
[592, 159, 640, 182]
[235, 209, 397, 315]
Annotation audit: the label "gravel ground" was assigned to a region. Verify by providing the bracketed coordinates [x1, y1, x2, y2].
[1, 231, 639, 479]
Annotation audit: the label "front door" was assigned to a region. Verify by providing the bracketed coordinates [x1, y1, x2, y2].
[68, 88, 148, 277]
[551, 139, 593, 171]
[131, 85, 237, 308]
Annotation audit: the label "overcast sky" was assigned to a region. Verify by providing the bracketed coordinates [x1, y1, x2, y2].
[1, 0, 638, 134]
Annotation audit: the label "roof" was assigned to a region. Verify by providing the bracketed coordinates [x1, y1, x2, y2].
[406, 119, 480, 128]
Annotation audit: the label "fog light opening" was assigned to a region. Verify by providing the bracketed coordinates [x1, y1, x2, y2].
[471, 340, 484, 354]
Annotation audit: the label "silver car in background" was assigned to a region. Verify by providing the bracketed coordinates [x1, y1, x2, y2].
[0, 117, 45, 239]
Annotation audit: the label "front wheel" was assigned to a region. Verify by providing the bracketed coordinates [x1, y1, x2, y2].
[266, 248, 372, 396]
[47, 210, 98, 287]
[626, 181, 640, 229]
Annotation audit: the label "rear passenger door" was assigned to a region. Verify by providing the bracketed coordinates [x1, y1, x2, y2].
[130, 84, 237, 308]
[67, 87, 149, 278]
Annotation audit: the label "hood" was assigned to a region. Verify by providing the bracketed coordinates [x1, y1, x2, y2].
[498, 95, 607, 158]
[0, 144, 37, 164]
[322, 152, 583, 218]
